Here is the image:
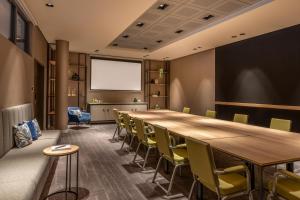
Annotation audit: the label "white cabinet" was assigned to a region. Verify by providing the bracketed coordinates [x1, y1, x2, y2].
[89, 103, 147, 122]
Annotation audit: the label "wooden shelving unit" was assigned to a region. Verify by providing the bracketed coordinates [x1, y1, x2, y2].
[144, 60, 170, 109]
[68, 53, 87, 111]
[46, 46, 88, 129]
[46, 45, 56, 129]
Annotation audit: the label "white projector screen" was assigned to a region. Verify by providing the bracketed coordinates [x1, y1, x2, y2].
[91, 58, 142, 90]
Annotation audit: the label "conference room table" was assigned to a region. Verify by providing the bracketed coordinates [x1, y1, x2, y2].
[122, 109, 300, 200]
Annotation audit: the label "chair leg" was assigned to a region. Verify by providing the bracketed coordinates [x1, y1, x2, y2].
[128, 135, 136, 152]
[132, 142, 141, 163]
[120, 133, 128, 150]
[188, 178, 197, 200]
[112, 126, 118, 140]
[167, 165, 180, 195]
[152, 155, 163, 183]
[142, 147, 152, 169]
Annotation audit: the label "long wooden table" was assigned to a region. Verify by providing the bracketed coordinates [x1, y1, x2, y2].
[123, 110, 300, 200]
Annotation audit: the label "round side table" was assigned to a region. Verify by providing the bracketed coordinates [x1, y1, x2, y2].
[43, 144, 80, 200]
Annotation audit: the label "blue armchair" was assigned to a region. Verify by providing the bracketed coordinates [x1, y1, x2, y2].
[68, 107, 91, 125]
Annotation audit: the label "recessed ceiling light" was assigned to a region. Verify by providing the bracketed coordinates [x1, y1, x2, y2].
[45, 2, 54, 7]
[113, 43, 118, 46]
[122, 35, 129, 38]
[158, 3, 169, 10]
[197, 46, 202, 49]
[156, 40, 163, 43]
[203, 14, 214, 20]
[136, 22, 144, 27]
[175, 30, 183, 34]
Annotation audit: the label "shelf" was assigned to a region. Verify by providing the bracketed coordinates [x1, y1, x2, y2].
[49, 60, 56, 65]
[48, 112, 56, 115]
[146, 70, 168, 74]
[148, 83, 166, 85]
[149, 96, 168, 98]
[69, 79, 85, 82]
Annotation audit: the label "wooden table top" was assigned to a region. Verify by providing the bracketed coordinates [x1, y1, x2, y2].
[43, 145, 79, 156]
[123, 110, 300, 167]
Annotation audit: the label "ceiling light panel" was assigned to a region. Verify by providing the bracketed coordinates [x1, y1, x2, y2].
[109, 0, 269, 52]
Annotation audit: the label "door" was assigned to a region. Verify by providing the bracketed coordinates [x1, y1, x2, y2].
[34, 61, 45, 129]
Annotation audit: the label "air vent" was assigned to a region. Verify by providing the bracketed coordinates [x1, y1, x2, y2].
[136, 22, 144, 27]
[157, 4, 169, 10]
[113, 43, 118, 46]
[203, 14, 214, 20]
[122, 35, 129, 38]
[156, 40, 163, 43]
[144, 47, 148, 50]
[175, 30, 183, 34]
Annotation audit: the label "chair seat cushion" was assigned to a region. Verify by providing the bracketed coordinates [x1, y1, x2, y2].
[147, 137, 157, 146]
[172, 148, 188, 162]
[218, 173, 247, 195]
[269, 177, 300, 200]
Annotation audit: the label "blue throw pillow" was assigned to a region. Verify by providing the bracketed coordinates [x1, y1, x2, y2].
[32, 119, 42, 137]
[26, 121, 38, 140]
[14, 123, 32, 148]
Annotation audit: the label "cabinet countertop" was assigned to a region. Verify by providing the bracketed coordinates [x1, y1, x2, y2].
[88, 102, 148, 105]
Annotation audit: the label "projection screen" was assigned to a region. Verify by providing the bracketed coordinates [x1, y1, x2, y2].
[91, 58, 142, 90]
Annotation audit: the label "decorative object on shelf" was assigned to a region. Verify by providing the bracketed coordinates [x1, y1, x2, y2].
[157, 91, 161, 96]
[137, 99, 141, 102]
[155, 104, 160, 109]
[155, 79, 159, 84]
[133, 98, 138, 102]
[159, 68, 164, 78]
[71, 73, 80, 81]
[152, 94, 158, 97]
[150, 79, 155, 84]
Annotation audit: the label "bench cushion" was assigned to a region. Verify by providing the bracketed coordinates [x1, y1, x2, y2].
[0, 179, 36, 200]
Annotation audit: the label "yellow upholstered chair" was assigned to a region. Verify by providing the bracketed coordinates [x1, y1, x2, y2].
[152, 125, 189, 198]
[206, 110, 216, 118]
[186, 137, 253, 200]
[112, 109, 125, 141]
[270, 118, 292, 132]
[267, 169, 300, 200]
[120, 113, 137, 151]
[132, 118, 157, 170]
[233, 113, 249, 124]
[183, 107, 191, 114]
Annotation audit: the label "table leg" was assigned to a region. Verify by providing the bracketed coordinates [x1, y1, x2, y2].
[287, 163, 294, 172]
[258, 166, 265, 200]
[69, 154, 72, 191]
[196, 182, 203, 200]
[65, 155, 69, 199]
[164, 159, 170, 174]
[76, 151, 79, 199]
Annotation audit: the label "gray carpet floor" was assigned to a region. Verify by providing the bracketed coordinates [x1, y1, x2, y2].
[40, 124, 297, 200]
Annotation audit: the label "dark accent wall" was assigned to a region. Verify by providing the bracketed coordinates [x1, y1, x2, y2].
[215, 24, 300, 132]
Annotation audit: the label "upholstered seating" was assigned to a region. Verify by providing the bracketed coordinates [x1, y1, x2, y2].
[183, 107, 191, 114]
[206, 110, 216, 118]
[233, 113, 249, 124]
[68, 106, 91, 124]
[0, 104, 61, 200]
[270, 118, 292, 132]
[268, 169, 300, 200]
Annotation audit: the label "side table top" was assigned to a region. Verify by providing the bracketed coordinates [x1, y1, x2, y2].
[43, 145, 79, 156]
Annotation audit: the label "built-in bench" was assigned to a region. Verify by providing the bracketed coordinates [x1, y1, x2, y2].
[0, 104, 61, 200]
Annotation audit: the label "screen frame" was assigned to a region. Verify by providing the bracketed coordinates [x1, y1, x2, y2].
[90, 57, 143, 92]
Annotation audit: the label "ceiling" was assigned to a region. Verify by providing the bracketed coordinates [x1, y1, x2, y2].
[24, 0, 300, 60]
[110, 0, 266, 52]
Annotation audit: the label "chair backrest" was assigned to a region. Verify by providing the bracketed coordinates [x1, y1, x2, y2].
[233, 113, 248, 124]
[183, 107, 191, 114]
[153, 125, 173, 159]
[112, 109, 121, 124]
[186, 137, 218, 193]
[123, 113, 133, 133]
[270, 118, 291, 132]
[205, 110, 216, 118]
[133, 118, 146, 142]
